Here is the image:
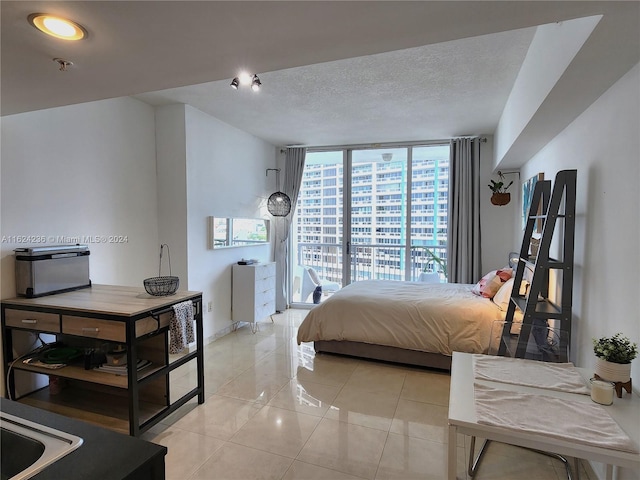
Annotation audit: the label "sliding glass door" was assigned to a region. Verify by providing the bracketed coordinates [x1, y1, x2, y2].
[290, 143, 449, 305]
[349, 148, 408, 282]
[291, 151, 345, 304]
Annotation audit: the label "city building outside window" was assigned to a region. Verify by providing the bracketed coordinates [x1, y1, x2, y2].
[291, 144, 449, 304]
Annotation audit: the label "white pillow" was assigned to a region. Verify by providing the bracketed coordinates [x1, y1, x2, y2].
[492, 278, 514, 311]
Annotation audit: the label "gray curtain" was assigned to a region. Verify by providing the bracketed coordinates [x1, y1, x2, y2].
[274, 147, 306, 311]
[447, 138, 482, 283]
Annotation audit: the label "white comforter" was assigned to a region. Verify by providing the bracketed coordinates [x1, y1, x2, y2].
[297, 280, 504, 356]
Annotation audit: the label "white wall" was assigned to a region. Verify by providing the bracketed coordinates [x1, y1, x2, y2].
[155, 105, 276, 341]
[479, 136, 519, 272]
[185, 105, 276, 340]
[0, 96, 160, 396]
[1, 97, 160, 296]
[494, 16, 601, 167]
[1, 96, 277, 363]
[155, 105, 189, 283]
[519, 63, 639, 478]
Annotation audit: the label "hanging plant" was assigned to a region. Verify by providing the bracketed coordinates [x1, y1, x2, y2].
[488, 171, 513, 206]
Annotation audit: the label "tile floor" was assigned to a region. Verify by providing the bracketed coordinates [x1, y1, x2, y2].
[143, 309, 593, 480]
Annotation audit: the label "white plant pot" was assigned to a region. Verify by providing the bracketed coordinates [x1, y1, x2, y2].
[594, 357, 632, 383]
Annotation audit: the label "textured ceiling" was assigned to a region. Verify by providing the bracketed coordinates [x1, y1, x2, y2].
[2, 1, 638, 152]
[135, 27, 535, 146]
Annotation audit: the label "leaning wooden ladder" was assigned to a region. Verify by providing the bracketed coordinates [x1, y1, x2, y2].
[498, 169, 577, 362]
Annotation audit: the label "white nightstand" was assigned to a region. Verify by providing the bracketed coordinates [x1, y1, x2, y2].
[232, 262, 276, 332]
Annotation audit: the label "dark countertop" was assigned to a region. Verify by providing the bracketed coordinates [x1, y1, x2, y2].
[1, 398, 166, 480]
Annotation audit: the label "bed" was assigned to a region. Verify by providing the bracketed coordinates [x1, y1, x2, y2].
[296, 279, 510, 371]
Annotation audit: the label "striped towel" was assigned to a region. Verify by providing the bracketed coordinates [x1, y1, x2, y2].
[170, 301, 194, 354]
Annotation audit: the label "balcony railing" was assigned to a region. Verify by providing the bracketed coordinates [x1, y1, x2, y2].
[294, 242, 447, 294]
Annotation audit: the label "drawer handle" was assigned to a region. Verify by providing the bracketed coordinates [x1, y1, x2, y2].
[21, 319, 38, 324]
[82, 327, 100, 333]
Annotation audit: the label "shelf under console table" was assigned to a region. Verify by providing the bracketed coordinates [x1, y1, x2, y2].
[1, 284, 205, 437]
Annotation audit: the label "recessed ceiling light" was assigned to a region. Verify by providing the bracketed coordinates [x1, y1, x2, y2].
[28, 13, 87, 41]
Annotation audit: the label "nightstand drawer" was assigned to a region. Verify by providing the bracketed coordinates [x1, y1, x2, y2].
[4, 309, 60, 332]
[256, 263, 276, 280]
[255, 301, 275, 321]
[255, 277, 275, 294]
[255, 288, 275, 306]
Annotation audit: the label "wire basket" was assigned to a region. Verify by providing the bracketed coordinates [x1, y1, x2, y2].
[144, 276, 179, 296]
[144, 244, 179, 296]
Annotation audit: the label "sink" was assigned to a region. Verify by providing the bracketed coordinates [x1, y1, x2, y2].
[0, 411, 83, 480]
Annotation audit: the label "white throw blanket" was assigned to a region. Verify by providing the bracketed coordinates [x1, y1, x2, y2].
[473, 354, 590, 395]
[473, 383, 639, 453]
[170, 300, 194, 354]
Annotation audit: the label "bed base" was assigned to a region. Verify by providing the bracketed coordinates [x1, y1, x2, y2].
[314, 340, 452, 371]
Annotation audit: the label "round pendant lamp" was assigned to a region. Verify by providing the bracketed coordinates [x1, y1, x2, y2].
[266, 168, 291, 217]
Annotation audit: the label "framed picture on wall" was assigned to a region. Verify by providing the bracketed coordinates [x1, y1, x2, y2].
[522, 172, 544, 231]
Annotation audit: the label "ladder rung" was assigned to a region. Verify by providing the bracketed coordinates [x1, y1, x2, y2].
[511, 296, 562, 316]
[517, 257, 564, 268]
[546, 260, 566, 269]
[529, 214, 567, 219]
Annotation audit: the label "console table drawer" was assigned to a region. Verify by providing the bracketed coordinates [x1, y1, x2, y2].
[135, 312, 171, 337]
[62, 313, 172, 342]
[5, 309, 60, 332]
[63, 316, 126, 342]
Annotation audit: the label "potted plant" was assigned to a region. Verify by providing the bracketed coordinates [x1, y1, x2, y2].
[593, 332, 638, 383]
[488, 172, 513, 206]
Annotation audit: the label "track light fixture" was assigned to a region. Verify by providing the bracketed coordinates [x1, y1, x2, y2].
[230, 73, 261, 92]
[251, 74, 261, 92]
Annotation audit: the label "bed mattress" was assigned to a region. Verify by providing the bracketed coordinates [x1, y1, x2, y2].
[297, 280, 504, 357]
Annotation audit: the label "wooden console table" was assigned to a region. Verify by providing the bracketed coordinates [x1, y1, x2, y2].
[448, 352, 639, 480]
[1, 284, 205, 437]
